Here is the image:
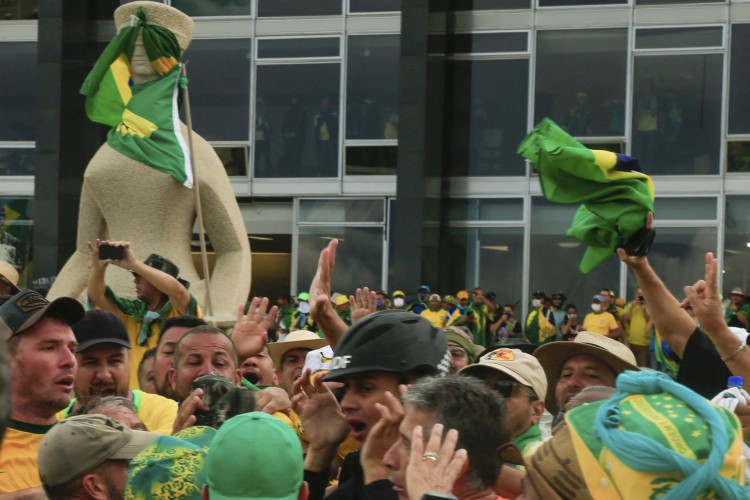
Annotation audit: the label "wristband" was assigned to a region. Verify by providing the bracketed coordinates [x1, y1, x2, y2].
[721, 338, 747, 363]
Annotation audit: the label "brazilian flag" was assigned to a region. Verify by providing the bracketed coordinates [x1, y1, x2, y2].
[518, 118, 654, 273]
[80, 6, 192, 188]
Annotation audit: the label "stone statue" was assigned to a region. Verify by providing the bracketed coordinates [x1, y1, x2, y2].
[48, 1, 251, 325]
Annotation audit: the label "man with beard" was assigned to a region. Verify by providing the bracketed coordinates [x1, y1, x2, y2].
[58, 309, 177, 435]
[152, 315, 207, 399]
[268, 330, 328, 396]
[0, 289, 84, 494]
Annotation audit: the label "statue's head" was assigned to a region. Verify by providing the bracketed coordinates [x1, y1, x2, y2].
[114, 1, 194, 53]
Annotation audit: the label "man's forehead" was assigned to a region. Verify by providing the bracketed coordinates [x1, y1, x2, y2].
[561, 353, 614, 372]
[182, 332, 233, 351]
[78, 343, 127, 358]
[162, 326, 192, 343]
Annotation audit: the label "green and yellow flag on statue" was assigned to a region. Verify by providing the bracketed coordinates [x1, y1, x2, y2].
[80, 6, 193, 188]
[518, 118, 655, 273]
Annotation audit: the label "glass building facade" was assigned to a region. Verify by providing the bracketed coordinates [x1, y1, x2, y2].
[3, 0, 750, 319]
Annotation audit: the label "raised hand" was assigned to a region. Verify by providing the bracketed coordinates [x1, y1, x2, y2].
[232, 298, 278, 362]
[351, 287, 378, 324]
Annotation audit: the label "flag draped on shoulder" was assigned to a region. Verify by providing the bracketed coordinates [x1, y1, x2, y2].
[518, 118, 655, 273]
[80, 6, 193, 188]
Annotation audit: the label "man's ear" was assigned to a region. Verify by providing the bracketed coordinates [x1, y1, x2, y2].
[81, 472, 107, 500]
[234, 369, 242, 386]
[168, 367, 177, 394]
[530, 400, 545, 425]
[298, 481, 309, 500]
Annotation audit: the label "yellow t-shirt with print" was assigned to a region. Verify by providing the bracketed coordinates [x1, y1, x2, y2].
[582, 311, 618, 336]
[420, 309, 448, 329]
[0, 420, 53, 493]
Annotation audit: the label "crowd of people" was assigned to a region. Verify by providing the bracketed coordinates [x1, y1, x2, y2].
[1, 235, 750, 499]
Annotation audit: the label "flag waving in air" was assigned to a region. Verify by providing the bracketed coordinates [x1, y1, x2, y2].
[518, 118, 655, 273]
[80, 6, 193, 188]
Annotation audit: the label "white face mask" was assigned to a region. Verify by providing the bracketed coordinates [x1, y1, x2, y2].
[393, 297, 405, 308]
[531, 299, 542, 308]
[591, 303, 601, 312]
[568, 313, 577, 319]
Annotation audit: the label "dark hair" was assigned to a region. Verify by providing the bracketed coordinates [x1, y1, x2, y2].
[402, 376, 509, 490]
[158, 315, 207, 347]
[137, 348, 156, 382]
[173, 325, 238, 369]
[73, 395, 137, 417]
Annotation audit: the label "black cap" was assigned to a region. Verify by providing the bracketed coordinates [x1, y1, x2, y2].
[73, 309, 130, 352]
[531, 290, 546, 299]
[142, 254, 190, 289]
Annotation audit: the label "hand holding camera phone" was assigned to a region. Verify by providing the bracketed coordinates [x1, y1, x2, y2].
[98, 244, 124, 261]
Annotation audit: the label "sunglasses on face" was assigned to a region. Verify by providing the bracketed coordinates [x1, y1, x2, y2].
[492, 380, 534, 399]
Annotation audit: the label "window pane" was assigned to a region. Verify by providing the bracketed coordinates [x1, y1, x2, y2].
[540, 0, 626, 7]
[453, 0, 531, 9]
[0, 148, 34, 175]
[654, 197, 716, 220]
[632, 54, 722, 175]
[447, 199, 524, 221]
[345, 146, 397, 175]
[724, 196, 750, 297]
[530, 198, 620, 311]
[0, 42, 37, 140]
[446, 59, 529, 176]
[182, 39, 251, 141]
[255, 64, 341, 178]
[258, 0, 342, 17]
[729, 25, 750, 134]
[635, 27, 723, 50]
[0, 0, 37, 19]
[258, 38, 340, 59]
[449, 33, 528, 54]
[346, 35, 400, 140]
[297, 226, 383, 292]
[535, 29, 628, 137]
[444, 227, 524, 305]
[637, 0, 721, 6]
[0, 197, 33, 288]
[171, 0, 251, 16]
[626, 227, 716, 299]
[299, 199, 384, 223]
[214, 146, 248, 177]
[727, 141, 750, 173]
[349, 0, 401, 12]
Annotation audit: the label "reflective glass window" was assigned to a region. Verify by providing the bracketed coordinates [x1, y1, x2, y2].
[449, 33, 528, 54]
[171, 0, 251, 16]
[632, 54, 722, 175]
[214, 146, 248, 177]
[297, 226, 383, 292]
[0, 42, 37, 141]
[637, 0, 721, 6]
[727, 142, 750, 173]
[535, 29, 628, 138]
[529, 198, 620, 310]
[0, 0, 37, 19]
[729, 25, 750, 134]
[444, 227, 524, 304]
[182, 39, 251, 142]
[258, 38, 339, 59]
[350, 0, 401, 12]
[257, 0, 342, 17]
[345, 146, 397, 175]
[447, 199, 524, 221]
[724, 196, 750, 297]
[540, 0, 626, 7]
[635, 27, 723, 50]
[0, 148, 34, 176]
[0, 197, 33, 288]
[346, 35, 400, 140]
[453, 0, 531, 9]
[445, 59, 529, 176]
[254, 63, 341, 178]
[654, 197, 716, 220]
[299, 199, 384, 223]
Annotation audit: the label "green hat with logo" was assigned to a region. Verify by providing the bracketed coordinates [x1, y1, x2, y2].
[0, 289, 84, 341]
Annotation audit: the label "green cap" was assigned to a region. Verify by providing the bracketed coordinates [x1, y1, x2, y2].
[0, 289, 84, 341]
[206, 412, 303, 500]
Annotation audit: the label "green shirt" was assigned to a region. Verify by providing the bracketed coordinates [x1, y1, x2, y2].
[512, 423, 543, 458]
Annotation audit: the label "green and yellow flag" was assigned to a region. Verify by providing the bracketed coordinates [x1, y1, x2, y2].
[518, 118, 655, 273]
[80, 6, 192, 188]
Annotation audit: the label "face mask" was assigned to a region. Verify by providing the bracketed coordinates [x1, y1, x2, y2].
[591, 304, 601, 312]
[531, 299, 542, 308]
[567, 313, 577, 319]
[393, 297, 405, 308]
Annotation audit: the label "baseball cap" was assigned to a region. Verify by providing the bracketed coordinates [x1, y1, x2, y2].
[38, 414, 159, 487]
[268, 330, 328, 368]
[206, 412, 303, 500]
[418, 284, 431, 293]
[0, 260, 20, 294]
[442, 327, 477, 363]
[428, 293, 441, 302]
[532, 291, 546, 299]
[0, 289, 84, 341]
[297, 292, 310, 301]
[592, 294, 607, 302]
[456, 290, 470, 300]
[73, 309, 131, 352]
[460, 348, 547, 401]
[303, 345, 334, 375]
[335, 295, 350, 306]
[731, 287, 744, 296]
[392, 290, 405, 298]
[534, 332, 639, 413]
[126, 434, 208, 499]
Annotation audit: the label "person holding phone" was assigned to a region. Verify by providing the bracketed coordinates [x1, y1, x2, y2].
[87, 239, 201, 390]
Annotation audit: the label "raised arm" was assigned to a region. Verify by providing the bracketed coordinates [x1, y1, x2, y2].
[308, 239, 348, 348]
[86, 239, 119, 313]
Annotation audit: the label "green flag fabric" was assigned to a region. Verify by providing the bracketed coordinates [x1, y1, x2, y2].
[80, 6, 192, 187]
[518, 118, 655, 273]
